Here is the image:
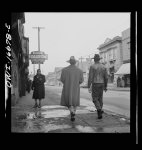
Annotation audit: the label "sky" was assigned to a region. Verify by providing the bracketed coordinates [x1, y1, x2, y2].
[24, 12, 130, 75]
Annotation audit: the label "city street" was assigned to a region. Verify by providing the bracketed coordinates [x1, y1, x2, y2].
[10, 12, 133, 135]
[11, 85, 130, 133]
[43, 85, 130, 118]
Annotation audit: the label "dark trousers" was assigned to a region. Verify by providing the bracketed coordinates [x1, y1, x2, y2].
[91, 83, 104, 110]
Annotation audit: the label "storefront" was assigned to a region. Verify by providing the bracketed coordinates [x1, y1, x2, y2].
[11, 49, 19, 105]
[114, 63, 130, 87]
[11, 13, 29, 105]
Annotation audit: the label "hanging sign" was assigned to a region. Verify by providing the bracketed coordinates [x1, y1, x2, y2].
[29, 51, 48, 64]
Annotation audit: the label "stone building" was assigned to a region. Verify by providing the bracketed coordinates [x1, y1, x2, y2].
[97, 36, 123, 83]
[122, 28, 130, 63]
[46, 72, 56, 86]
[114, 28, 130, 87]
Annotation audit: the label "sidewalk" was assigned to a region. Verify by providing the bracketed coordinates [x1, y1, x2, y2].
[107, 83, 130, 91]
[11, 92, 130, 133]
[81, 84, 130, 91]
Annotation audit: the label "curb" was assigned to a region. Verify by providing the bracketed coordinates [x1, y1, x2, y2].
[107, 88, 130, 91]
[87, 107, 130, 120]
[102, 109, 130, 120]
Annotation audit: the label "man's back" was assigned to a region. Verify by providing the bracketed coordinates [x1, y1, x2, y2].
[60, 64, 84, 107]
[88, 63, 108, 87]
[61, 65, 83, 85]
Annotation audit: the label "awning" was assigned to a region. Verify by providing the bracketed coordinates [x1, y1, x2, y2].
[114, 63, 130, 75]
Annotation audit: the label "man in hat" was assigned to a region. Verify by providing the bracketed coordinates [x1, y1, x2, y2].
[88, 54, 108, 119]
[31, 69, 46, 108]
[60, 56, 84, 121]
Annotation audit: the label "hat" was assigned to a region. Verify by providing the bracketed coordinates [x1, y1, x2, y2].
[92, 54, 102, 61]
[67, 56, 77, 63]
[37, 69, 41, 72]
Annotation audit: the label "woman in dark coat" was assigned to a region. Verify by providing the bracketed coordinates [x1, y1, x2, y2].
[31, 69, 46, 108]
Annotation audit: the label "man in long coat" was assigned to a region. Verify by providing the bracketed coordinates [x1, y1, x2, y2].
[60, 56, 84, 121]
[88, 54, 108, 119]
[31, 69, 46, 108]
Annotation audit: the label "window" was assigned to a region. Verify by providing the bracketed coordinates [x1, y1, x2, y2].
[108, 51, 110, 60]
[113, 48, 116, 59]
[104, 52, 107, 62]
[109, 50, 113, 60]
[105, 53, 107, 61]
[100, 53, 104, 62]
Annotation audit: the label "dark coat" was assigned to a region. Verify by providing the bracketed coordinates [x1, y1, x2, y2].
[32, 74, 46, 99]
[60, 65, 84, 107]
[26, 79, 32, 92]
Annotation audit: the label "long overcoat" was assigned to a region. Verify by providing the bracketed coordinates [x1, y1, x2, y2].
[60, 65, 84, 107]
[32, 74, 46, 99]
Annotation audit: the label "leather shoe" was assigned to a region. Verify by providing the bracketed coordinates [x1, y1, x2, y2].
[71, 112, 75, 121]
[33, 104, 38, 108]
[97, 109, 102, 119]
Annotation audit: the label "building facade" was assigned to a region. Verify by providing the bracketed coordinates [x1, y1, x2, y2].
[11, 13, 29, 105]
[122, 28, 130, 87]
[76, 59, 92, 87]
[122, 28, 130, 63]
[114, 28, 130, 87]
[97, 36, 123, 83]
[46, 72, 56, 86]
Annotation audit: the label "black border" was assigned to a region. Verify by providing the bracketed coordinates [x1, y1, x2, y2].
[2, 11, 137, 144]
[130, 11, 136, 142]
[4, 12, 12, 133]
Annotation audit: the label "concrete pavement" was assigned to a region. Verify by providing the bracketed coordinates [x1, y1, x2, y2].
[47, 85, 130, 118]
[107, 83, 130, 91]
[11, 90, 130, 133]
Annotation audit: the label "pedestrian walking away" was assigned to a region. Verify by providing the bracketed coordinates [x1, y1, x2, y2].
[26, 78, 32, 93]
[88, 54, 108, 119]
[117, 76, 121, 87]
[60, 56, 84, 121]
[31, 69, 46, 108]
[121, 76, 125, 87]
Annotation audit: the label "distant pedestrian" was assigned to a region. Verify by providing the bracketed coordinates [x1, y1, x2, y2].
[88, 54, 108, 119]
[26, 78, 32, 93]
[117, 77, 121, 87]
[60, 56, 84, 121]
[31, 69, 46, 108]
[29, 79, 32, 92]
[121, 76, 125, 87]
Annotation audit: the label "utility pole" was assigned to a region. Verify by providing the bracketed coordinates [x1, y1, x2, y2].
[79, 56, 85, 71]
[33, 64, 35, 75]
[88, 54, 92, 65]
[32, 26, 45, 70]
